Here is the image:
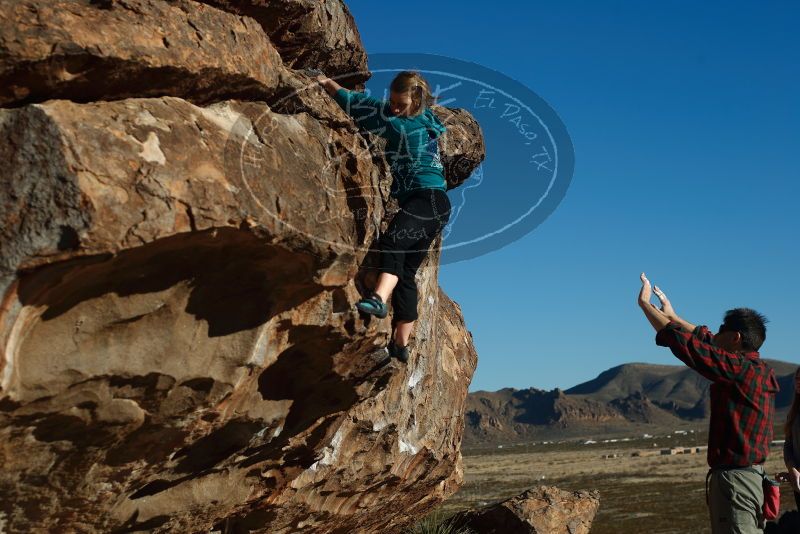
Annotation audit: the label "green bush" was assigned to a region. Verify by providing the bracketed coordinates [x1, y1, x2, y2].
[406, 509, 476, 534]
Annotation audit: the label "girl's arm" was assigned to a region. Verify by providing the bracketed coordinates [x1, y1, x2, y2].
[316, 75, 343, 97]
[316, 76, 391, 134]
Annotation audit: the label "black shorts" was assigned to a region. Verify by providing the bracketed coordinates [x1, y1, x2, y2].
[376, 188, 451, 322]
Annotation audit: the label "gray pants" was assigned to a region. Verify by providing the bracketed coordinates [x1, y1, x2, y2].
[707, 465, 764, 534]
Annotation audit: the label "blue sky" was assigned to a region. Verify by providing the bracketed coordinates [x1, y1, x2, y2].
[347, 2, 800, 392]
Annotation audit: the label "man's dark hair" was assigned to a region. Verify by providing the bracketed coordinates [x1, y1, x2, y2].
[722, 308, 768, 351]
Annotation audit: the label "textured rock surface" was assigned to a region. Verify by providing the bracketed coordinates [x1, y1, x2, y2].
[0, 94, 479, 532]
[0, 0, 288, 107]
[434, 107, 486, 190]
[0, 0, 486, 530]
[450, 486, 600, 534]
[196, 0, 370, 88]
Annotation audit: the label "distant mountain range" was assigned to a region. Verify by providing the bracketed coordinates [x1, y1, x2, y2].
[463, 359, 797, 447]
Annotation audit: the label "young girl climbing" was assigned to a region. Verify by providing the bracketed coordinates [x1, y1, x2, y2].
[315, 70, 452, 363]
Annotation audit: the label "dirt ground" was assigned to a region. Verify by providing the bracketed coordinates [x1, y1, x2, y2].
[443, 432, 796, 533]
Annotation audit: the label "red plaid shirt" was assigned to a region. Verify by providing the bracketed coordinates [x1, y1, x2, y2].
[656, 321, 779, 468]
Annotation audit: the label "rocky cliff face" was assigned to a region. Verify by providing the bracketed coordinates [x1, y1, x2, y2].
[0, 1, 484, 532]
[465, 388, 626, 445]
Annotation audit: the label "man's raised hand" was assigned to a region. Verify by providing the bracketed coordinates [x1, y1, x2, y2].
[653, 285, 676, 319]
[638, 272, 653, 307]
[638, 272, 672, 331]
[638, 274, 696, 332]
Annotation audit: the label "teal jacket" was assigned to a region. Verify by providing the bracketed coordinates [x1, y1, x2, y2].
[333, 88, 447, 203]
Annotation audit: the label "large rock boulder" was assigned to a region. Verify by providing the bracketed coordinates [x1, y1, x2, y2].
[0, 0, 290, 107]
[0, 0, 483, 179]
[0, 93, 478, 532]
[434, 107, 486, 190]
[0, 0, 485, 531]
[196, 0, 370, 89]
[450, 486, 601, 534]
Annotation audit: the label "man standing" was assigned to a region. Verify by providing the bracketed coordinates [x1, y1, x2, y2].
[638, 273, 779, 533]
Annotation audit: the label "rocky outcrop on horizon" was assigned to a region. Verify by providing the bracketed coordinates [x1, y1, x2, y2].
[465, 360, 797, 446]
[467, 388, 622, 430]
[0, 1, 485, 532]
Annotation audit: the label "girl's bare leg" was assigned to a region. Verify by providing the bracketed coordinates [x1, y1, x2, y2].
[371, 272, 413, 346]
[374, 272, 399, 303]
[394, 320, 414, 347]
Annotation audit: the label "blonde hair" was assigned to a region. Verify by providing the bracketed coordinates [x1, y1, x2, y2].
[786, 367, 800, 438]
[390, 71, 437, 116]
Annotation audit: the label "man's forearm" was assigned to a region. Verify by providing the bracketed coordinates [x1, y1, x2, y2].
[670, 316, 697, 332]
[639, 300, 671, 332]
[640, 302, 697, 333]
